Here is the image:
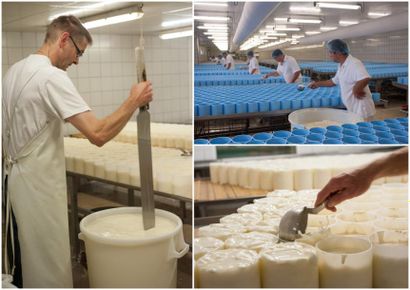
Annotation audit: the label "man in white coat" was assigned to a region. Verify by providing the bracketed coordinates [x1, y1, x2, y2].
[223, 51, 235, 70]
[2, 16, 153, 287]
[247, 50, 260, 75]
[308, 39, 376, 120]
[262, 49, 302, 83]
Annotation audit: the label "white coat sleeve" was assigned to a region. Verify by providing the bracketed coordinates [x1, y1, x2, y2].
[331, 68, 340, 85]
[41, 69, 90, 120]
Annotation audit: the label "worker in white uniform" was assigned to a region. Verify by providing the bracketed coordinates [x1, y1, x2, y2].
[247, 50, 260, 75]
[220, 54, 226, 66]
[2, 15, 153, 288]
[262, 49, 302, 83]
[315, 147, 408, 212]
[308, 39, 376, 120]
[223, 51, 235, 70]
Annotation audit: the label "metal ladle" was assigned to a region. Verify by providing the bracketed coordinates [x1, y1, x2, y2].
[278, 203, 326, 242]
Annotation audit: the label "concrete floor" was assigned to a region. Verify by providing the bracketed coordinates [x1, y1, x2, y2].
[373, 97, 407, 120]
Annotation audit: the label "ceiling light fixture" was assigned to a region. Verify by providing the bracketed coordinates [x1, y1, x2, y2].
[289, 18, 322, 24]
[368, 12, 391, 18]
[84, 12, 144, 29]
[49, 0, 112, 21]
[160, 29, 192, 40]
[194, 16, 230, 22]
[275, 27, 301, 31]
[305, 31, 321, 35]
[197, 26, 227, 30]
[162, 18, 192, 28]
[320, 26, 338, 31]
[289, 6, 321, 13]
[339, 20, 359, 26]
[162, 7, 192, 14]
[315, 2, 361, 10]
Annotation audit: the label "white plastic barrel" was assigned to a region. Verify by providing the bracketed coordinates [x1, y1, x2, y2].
[79, 207, 189, 288]
[288, 108, 363, 130]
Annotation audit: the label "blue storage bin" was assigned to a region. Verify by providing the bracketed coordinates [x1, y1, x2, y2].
[209, 137, 232, 144]
[198, 104, 211, 116]
[358, 127, 376, 135]
[395, 136, 408, 144]
[291, 99, 302, 110]
[384, 118, 401, 124]
[259, 101, 270, 112]
[292, 129, 310, 137]
[253, 132, 273, 142]
[310, 127, 327, 135]
[359, 133, 378, 143]
[248, 139, 265, 144]
[361, 140, 378, 144]
[273, 131, 292, 139]
[302, 99, 312, 108]
[390, 129, 408, 137]
[371, 120, 387, 127]
[211, 104, 223, 116]
[375, 131, 394, 139]
[194, 139, 209, 145]
[312, 98, 321, 107]
[307, 133, 325, 142]
[195, 105, 199, 117]
[373, 125, 390, 132]
[247, 102, 259, 113]
[342, 136, 361, 144]
[342, 128, 360, 137]
[342, 123, 359, 130]
[223, 103, 236, 115]
[330, 97, 340, 106]
[232, 135, 253, 144]
[236, 103, 247, 114]
[323, 138, 343, 144]
[372, 93, 381, 102]
[357, 122, 373, 128]
[326, 125, 343, 132]
[287, 135, 306, 144]
[281, 100, 291, 110]
[321, 97, 331, 107]
[325, 131, 343, 139]
[266, 137, 287, 144]
[270, 101, 281, 111]
[386, 123, 404, 130]
[379, 138, 399, 144]
[397, 117, 408, 124]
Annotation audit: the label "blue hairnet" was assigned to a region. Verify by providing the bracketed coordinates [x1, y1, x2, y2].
[326, 39, 350, 55]
[272, 49, 284, 58]
[247, 50, 254, 57]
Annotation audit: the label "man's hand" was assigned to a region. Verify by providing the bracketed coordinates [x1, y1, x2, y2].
[314, 169, 374, 212]
[129, 81, 153, 108]
[308, 81, 319, 89]
[262, 74, 269, 79]
[353, 83, 366, 99]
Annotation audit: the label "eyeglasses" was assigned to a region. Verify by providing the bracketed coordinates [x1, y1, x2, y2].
[69, 35, 84, 58]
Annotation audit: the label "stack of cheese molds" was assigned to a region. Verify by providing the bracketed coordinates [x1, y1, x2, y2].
[195, 84, 382, 117]
[195, 184, 408, 288]
[194, 75, 311, 87]
[64, 137, 192, 198]
[112, 122, 192, 151]
[208, 152, 408, 191]
[195, 117, 408, 145]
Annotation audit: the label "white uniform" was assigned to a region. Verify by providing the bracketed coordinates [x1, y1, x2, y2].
[276, 55, 302, 83]
[331, 55, 376, 119]
[225, 54, 235, 70]
[248, 57, 260, 74]
[221, 57, 226, 66]
[2, 54, 90, 287]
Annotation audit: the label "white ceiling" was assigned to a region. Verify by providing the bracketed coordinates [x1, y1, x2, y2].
[2, 1, 192, 35]
[194, 1, 408, 52]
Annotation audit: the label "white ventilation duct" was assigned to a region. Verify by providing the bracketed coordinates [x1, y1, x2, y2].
[231, 2, 279, 51]
[298, 11, 408, 45]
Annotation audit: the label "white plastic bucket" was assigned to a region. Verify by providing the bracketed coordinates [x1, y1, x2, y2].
[288, 108, 363, 130]
[79, 207, 189, 288]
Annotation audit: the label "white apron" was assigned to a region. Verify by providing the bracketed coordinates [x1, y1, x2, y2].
[3, 65, 73, 287]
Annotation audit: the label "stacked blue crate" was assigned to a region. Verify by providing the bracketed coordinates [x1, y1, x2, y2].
[194, 117, 408, 145]
[195, 83, 380, 117]
[397, 76, 408, 85]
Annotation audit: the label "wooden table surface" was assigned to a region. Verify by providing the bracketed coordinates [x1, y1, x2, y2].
[195, 179, 267, 202]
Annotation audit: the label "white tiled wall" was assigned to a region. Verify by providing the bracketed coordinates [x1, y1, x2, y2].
[258, 30, 408, 64]
[2, 31, 192, 135]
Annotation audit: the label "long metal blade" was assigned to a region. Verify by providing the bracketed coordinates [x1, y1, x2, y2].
[135, 44, 155, 230]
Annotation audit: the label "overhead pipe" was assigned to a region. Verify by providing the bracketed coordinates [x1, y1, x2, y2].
[231, 2, 279, 51]
[298, 11, 408, 45]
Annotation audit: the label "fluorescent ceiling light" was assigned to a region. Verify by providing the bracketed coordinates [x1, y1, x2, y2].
[290, 6, 321, 13]
[203, 32, 228, 36]
[275, 27, 300, 31]
[195, 2, 228, 7]
[287, 44, 324, 50]
[320, 26, 338, 31]
[292, 34, 305, 39]
[289, 18, 322, 24]
[339, 20, 359, 26]
[197, 26, 227, 30]
[206, 29, 229, 34]
[201, 23, 228, 28]
[49, 0, 112, 21]
[84, 12, 144, 29]
[316, 2, 361, 10]
[305, 31, 321, 35]
[274, 18, 288, 22]
[162, 7, 192, 14]
[265, 32, 287, 37]
[368, 12, 391, 18]
[194, 16, 229, 22]
[162, 18, 191, 28]
[261, 36, 278, 40]
[160, 29, 192, 40]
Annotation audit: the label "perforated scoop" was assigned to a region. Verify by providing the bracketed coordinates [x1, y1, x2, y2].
[278, 203, 326, 241]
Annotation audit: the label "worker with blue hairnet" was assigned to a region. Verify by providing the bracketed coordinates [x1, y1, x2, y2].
[308, 39, 376, 120]
[262, 49, 302, 83]
[223, 51, 235, 70]
[247, 50, 260, 74]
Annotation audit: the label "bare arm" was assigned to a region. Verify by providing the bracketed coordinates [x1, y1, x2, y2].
[262, 71, 279, 79]
[315, 147, 408, 211]
[352, 77, 370, 99]
[290, 70, 301, 83]
[226, 63, 231, 70]
[308, 79, 336, 89]
[67, 82, 153, 147]
[250, 68, 257, 75]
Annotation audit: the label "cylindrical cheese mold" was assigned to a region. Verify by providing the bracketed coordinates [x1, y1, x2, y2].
[224, 232, 278, 252]
[272, 170, 293, 190]
[196, 249, 261, 288]
[294, 168, 313, 190]
[194, 237, 225, 260]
